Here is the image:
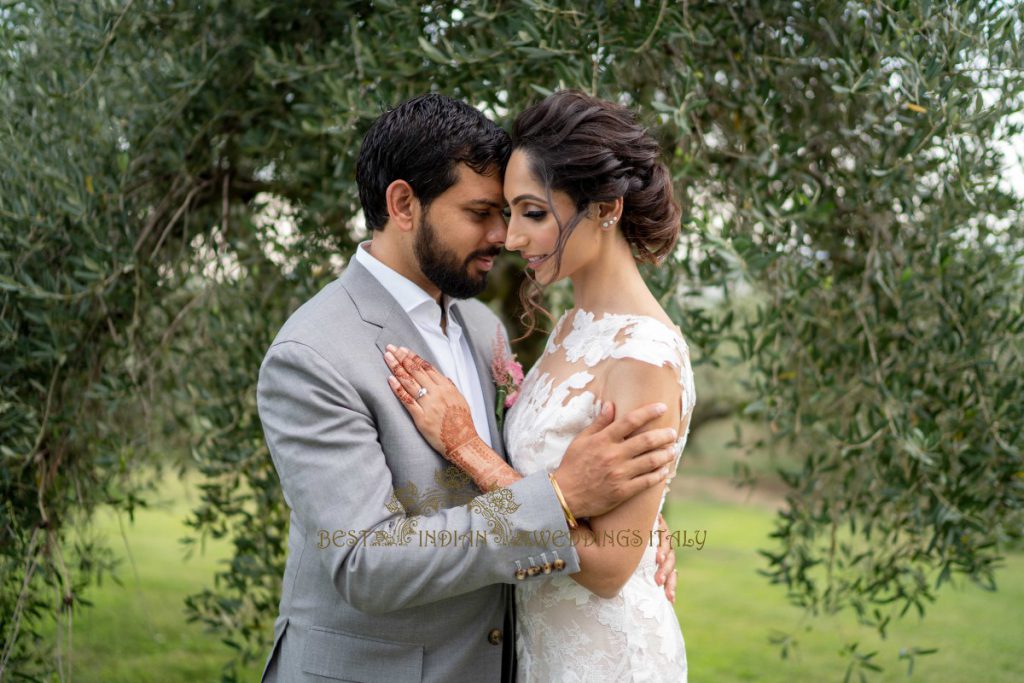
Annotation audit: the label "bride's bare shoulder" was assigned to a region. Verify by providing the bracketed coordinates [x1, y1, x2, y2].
[620, 304, 682, 339]
[641, 309, 678, 332]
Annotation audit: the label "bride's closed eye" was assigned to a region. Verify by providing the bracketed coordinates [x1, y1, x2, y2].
[523, 209, 547, 220]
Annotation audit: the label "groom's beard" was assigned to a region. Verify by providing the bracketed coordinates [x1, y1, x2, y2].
[414, 214, 499, 300]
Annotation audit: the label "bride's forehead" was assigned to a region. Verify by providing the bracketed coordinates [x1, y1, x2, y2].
[504, 151, 539, 187]
[502, 162, 551, 208]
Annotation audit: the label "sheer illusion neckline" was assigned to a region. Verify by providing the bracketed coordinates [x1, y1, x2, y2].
[546, 307, 686, 354]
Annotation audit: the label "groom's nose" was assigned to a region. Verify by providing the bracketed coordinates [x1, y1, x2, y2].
[485, 214, 507, 246]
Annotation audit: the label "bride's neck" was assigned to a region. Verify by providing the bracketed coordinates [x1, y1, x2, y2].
[568, 237, 654, 314]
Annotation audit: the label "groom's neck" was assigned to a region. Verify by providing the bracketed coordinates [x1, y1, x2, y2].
[365, 236, 450, 335]
[365, 235, 443, 305]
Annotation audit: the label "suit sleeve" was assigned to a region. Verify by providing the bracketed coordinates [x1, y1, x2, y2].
[257, 340, 581, 615]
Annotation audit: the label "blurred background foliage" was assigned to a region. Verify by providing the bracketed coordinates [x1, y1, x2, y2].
[2, 0, 1022, 680]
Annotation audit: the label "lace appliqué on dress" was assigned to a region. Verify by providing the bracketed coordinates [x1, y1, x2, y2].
[504, 308, 695, 683]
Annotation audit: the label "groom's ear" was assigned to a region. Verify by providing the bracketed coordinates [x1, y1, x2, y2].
[385, 179, 417, 233]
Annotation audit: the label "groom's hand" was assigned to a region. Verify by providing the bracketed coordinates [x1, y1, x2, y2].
[654, 512, 678, 604]
[552, 401, 677, 519]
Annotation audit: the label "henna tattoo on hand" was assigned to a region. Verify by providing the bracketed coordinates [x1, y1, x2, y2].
[446, 437, 482, 475]
[392, 361, 415, 383]
[439, 404, 477, 458]
[389, 376, 417, 406]
[396, 385, 416, 406]
[401, 352, 434, 375]
[449, 438, 520, 492]
[393, 349, 520, 492]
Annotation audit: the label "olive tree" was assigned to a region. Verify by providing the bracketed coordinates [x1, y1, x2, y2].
[2, 1, 1021, 680]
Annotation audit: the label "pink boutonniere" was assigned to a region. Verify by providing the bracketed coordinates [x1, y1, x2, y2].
[491, 325, 524, 429]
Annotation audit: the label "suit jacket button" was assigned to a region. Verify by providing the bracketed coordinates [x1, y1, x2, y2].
[488, 628, 503, 645]
[526, 565, 540, 576]
[541, 562, 552, 574]
[553, 558, 566, 571]
[515, 568, 527, 580]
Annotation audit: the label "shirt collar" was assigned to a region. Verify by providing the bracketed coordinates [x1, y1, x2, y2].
[355, 239, 458, 329]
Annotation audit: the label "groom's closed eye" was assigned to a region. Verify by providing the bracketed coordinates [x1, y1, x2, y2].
[464, 199, 504, 215]
[465, 206, 507, 225]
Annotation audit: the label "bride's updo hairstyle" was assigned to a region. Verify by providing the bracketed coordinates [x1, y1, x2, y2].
[510, 89, 681, 337]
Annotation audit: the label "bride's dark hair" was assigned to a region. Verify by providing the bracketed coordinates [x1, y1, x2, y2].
[509, 90, 681, 340]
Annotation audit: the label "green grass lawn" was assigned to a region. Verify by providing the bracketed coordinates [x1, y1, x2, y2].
[42, 473, 264, 682]
[663, 490, 1024, 682]
[43, 468, 1023, 682]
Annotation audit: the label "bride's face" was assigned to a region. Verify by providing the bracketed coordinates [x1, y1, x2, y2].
[503, 149, 601, 286]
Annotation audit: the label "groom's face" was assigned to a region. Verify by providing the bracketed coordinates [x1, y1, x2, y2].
[412, 163, 507, 299]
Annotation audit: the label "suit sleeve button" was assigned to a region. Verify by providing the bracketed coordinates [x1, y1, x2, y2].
[488, 628, 503, 645]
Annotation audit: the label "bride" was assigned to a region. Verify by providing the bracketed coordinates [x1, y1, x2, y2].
[383, 90, 694, 682]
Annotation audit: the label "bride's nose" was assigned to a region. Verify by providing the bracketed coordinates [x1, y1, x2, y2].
[505, 222, 527, 252]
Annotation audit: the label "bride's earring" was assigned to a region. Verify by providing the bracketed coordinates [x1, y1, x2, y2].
[600, 215, 619, 230]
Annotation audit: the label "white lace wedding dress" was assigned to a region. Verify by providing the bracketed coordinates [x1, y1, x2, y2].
[504, 308, 696, 683]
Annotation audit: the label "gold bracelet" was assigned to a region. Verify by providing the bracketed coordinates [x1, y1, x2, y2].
[547, 473, 578, 530]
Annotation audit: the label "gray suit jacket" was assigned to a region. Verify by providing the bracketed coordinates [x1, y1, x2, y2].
[257, 256, 581, 682]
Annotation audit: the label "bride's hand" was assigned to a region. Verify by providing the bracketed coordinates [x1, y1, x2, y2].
[383, 344, 479, 460]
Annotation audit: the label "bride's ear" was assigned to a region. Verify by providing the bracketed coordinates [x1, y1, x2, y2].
[592, 198, 623, 229]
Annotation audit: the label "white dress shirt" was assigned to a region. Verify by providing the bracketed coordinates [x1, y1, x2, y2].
[355, 240, 493, 448]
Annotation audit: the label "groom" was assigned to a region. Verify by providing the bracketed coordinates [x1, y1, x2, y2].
[257, 94, 681, 682]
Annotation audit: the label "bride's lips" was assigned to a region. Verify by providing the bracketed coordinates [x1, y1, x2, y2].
[524, 253, 551, 269]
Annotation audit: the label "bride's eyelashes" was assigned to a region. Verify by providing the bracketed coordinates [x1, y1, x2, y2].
[523, 209, 547, 220]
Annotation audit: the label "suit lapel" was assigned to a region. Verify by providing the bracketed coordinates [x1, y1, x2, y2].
[341, 256, 506, 462]
[339, 256, 441, 369]
[451, 301, 507, 462]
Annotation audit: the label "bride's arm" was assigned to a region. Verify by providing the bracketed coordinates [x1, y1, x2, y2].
[383, 345, 520, 492]
[567, 358, 690, 599]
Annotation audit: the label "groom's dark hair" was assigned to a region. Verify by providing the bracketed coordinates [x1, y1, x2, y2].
[356, 93, 511, 231]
